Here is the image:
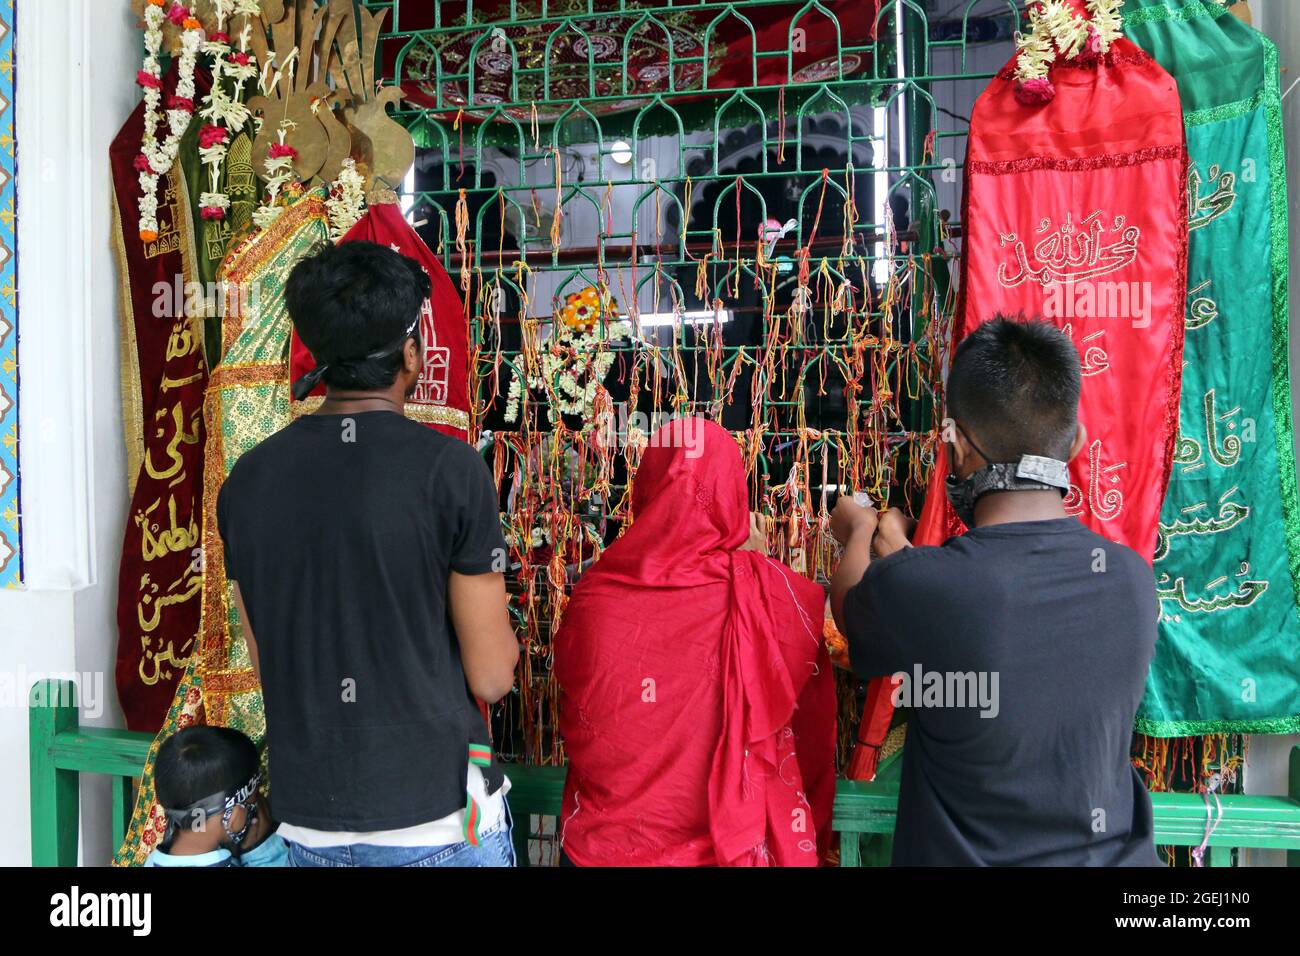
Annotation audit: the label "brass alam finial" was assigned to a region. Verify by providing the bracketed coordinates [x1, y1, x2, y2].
[189, 0, 415, 197]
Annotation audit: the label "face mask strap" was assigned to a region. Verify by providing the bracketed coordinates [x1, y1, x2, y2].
[291, 314, 421, 401]
[944, 420, 1071, 527]
[161, 769, 263, 855]
[952, 419, 996, 471]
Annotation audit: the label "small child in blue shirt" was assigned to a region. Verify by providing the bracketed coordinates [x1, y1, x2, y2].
[146, 725, 287, 867]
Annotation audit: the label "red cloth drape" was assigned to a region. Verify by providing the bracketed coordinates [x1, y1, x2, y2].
[289, 203, 472, 441]
[848, 40, 1188, 780]
[555, 418, 836, 866]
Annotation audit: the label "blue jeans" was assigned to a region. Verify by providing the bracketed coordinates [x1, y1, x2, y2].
[285, 802, 516, 868]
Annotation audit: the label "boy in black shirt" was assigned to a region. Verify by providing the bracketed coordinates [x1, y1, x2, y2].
[217, 241, 519, 867]
[830, 316, 1160, 866]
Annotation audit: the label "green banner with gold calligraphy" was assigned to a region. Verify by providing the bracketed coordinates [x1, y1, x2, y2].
[1126, 0, 1300, 735]
[179, 119, 258, 368]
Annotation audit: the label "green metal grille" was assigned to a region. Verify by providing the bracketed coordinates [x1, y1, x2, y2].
[362, 0, 1022, 773]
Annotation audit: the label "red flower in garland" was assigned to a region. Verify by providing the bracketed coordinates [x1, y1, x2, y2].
[199, 124, 229, 149]
[1015, 77, 1056, 106]
[201, 206, 227, 221]
[167, 95, 195, 113]
[268, 143, 299, 160]
[133, 154, 155, 174]
[166, 3, 190, 26]
[210, 31, 230, 44]
[136, 70, 162, 89]
[1077, 26, 1104, 65]
[230, 51, 251, 66]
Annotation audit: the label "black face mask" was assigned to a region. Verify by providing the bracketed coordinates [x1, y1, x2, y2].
[944, 423, 1071, 528]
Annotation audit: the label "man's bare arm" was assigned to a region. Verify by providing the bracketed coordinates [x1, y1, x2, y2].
[449, 571, 520, 704]
[829, 497, 878, 635]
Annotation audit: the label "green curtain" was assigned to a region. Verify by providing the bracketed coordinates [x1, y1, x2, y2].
[1125, 0, 1300, 735]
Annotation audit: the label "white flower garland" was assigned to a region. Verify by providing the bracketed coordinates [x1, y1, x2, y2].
[1091, 0, 1124, 50]
[1011, 0, 1124, 103]
[196, 1, 263, 221]
[326, 159, 367, 241]
[251, 119, 300, 231]
[251, 49, 301, 232]
[505, 320, 632, 426]
[137, 2, 204, 241]
[1039, 0, 1089, 59]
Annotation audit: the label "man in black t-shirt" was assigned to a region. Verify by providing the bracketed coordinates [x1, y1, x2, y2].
[829, 316, 1160, 867]
[217, 241, 519, 867]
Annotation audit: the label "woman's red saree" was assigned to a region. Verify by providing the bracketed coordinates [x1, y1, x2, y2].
[555, 418, 837, 866]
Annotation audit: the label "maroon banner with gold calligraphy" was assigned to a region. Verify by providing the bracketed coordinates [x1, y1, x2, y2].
[111, 65, 212, 731]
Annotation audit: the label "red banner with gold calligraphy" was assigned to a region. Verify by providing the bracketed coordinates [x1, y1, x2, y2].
[849, 40, 1188, 779]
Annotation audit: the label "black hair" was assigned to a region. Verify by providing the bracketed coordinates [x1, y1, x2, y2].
[285, 240, 432, 392]
[154, 726, 259, 819]
[946, 314, 1081, 461]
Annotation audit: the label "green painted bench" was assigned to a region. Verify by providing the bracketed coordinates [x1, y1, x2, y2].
[28, 680, 1300, 866]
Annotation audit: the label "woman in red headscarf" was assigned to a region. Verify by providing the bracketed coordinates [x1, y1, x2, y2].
[554, 417, 837, 866]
